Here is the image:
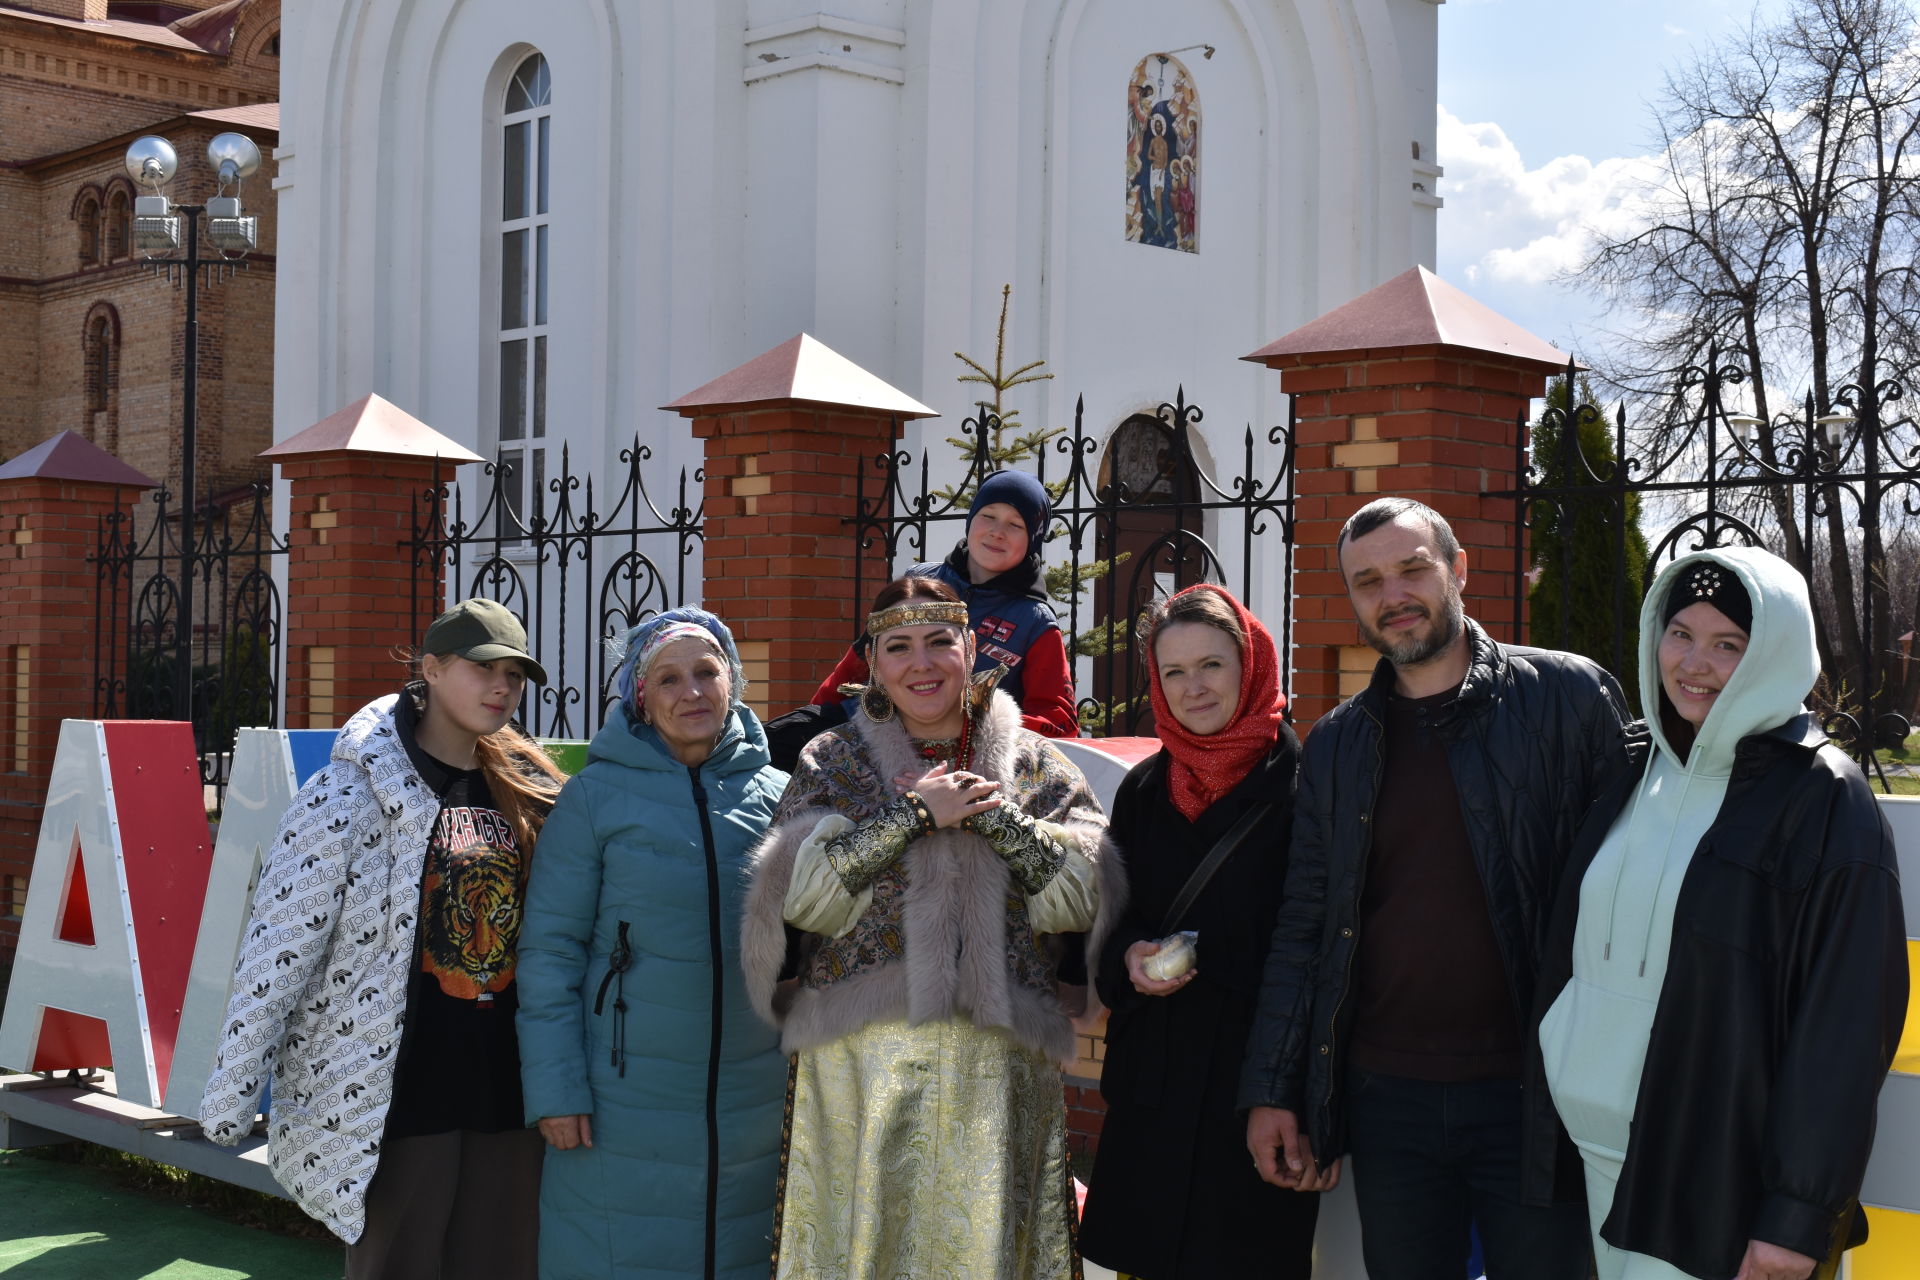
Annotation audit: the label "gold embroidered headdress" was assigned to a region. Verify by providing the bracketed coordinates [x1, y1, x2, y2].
[841, 598, 1006, 727]
[865, 600, 969, 636]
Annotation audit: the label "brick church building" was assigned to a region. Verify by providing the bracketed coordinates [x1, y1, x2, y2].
[0, 0, 280, 500]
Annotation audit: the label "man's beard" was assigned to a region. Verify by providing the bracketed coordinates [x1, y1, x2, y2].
[1359, 590, 1463, 668]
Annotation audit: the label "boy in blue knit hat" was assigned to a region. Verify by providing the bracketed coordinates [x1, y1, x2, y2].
[808, 469, 1078, 738]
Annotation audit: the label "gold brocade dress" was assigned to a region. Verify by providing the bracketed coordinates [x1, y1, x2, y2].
[773, 1015, 1078, 1279]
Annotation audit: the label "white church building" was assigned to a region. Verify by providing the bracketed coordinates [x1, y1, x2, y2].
[270, 0, 1443, 584]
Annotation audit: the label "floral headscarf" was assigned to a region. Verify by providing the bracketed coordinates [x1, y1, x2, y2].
[610, 607, 746, 714]
[1146, 584, 1287, 820]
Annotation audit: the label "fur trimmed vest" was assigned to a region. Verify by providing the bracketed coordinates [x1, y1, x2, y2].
[741, 690, 1121, 1064]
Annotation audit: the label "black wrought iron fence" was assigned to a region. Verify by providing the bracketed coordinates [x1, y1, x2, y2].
[406, 438, 704, 741]
[92, 481, 286, 801]
[1489, 355, 1916, 782]
[850, 390, 1297, 735]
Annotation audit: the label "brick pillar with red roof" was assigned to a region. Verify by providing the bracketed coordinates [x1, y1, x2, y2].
[0, 432, 156, 956]
[1246, 267, 1571, 728]
[663, 334, 938, 719]
[261, 394, 483, 729]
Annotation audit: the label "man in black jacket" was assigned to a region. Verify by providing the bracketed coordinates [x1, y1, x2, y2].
[1241, 497, 1631, 1278]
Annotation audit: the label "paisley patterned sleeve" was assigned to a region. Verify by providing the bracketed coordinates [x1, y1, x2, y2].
[966, 803, 1069, 895]
[823, 796, 927, 892]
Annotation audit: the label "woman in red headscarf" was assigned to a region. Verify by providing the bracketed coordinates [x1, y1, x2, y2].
[1079, 584, 1318, 1279]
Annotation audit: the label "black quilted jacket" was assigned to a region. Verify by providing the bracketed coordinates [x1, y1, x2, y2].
[1523, 715, 1905, 1273]
[1237, 618, 1631, 1165]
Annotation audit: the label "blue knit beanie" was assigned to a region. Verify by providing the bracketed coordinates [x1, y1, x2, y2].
[968, 469, 1051, 542]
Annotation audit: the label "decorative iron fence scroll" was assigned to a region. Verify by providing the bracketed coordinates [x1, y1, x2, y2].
[92, 481, 286, 803]
[849, 390, 1297, 735]
[1488, 354, 1918, 783]
[406, 439, 704, 741]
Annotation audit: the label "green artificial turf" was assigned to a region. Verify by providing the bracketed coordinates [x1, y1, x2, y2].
[0, 1150, 340, 1279]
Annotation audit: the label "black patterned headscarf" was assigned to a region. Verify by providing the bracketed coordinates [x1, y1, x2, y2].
[1661, 559, 1753, 634]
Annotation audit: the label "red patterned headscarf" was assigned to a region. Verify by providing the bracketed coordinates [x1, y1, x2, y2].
[1146, 584, 1287, 821]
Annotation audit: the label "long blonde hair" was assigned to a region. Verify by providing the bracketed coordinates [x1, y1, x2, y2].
[475, 724, 567, 855]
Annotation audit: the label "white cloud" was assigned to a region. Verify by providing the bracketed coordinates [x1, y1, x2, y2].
[1437, 105, 1664, 289]
[1663, 22, 1689, 36]
[1435, 104, 1679, 352]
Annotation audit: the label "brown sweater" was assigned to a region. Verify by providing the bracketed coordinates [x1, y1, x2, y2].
[1347, 688, 1524, 1081]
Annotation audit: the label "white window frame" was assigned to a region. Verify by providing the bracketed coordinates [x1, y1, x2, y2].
[491, 51, 552, 541]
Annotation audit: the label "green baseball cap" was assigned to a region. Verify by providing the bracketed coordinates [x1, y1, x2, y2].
[422, 598, 549, 685]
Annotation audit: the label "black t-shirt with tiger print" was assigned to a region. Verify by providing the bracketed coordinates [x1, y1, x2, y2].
[387, 696, 528, 1140]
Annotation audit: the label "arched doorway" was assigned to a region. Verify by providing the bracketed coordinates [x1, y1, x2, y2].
[1090, 413, 1213, 732]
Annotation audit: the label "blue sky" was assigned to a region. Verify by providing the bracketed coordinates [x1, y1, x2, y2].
[1435, 0, 1793, 360]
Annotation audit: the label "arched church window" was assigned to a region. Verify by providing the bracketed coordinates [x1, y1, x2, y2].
[106, 189, 130, 259]
[83, 308, 118, 451]
[260, 30, 280, 59]
[77, 195, 101, 265]
[495, 51, 552, 535]
[1125, 54, 1202, 254]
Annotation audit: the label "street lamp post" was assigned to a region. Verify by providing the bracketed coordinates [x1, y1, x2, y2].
[123, 132, 262, 723]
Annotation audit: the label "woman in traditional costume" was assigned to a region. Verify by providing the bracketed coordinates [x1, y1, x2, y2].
[1078, 583, 1319, 1278]
[742, 574, 1121, 1278]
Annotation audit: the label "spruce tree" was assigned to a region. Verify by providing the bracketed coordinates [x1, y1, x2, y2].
[1528, 375, 1650, 711]
[946, 286, 1131, 730]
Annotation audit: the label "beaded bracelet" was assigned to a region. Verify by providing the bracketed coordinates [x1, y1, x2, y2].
[902, 789, 936, 836]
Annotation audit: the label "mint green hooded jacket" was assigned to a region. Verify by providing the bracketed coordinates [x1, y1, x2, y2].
[1533, 546, 1906, 1277]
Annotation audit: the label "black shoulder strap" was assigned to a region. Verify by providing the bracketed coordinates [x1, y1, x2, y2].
[1160, 799, 1275, 935]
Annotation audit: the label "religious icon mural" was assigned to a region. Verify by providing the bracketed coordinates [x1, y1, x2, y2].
[1126, 54, 1201, 253]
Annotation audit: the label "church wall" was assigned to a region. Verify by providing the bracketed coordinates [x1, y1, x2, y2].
[1388, 0, 1443, 267]
[272, 0, 1439, 644]
[0, 4, 280, 488]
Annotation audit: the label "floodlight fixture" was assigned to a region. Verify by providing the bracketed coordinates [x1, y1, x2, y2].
[124, 135, 178, 191]
[205, 196, 257, 252]
[206, 132, 262, 190]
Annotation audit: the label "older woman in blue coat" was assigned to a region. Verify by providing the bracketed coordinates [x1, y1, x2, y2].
[517, 608, 787, 1280]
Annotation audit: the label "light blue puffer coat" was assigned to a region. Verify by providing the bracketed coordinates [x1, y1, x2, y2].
[517, 699, 788, 1280]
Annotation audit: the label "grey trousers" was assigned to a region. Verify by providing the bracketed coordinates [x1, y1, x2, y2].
[345, 1127, 544, 1280]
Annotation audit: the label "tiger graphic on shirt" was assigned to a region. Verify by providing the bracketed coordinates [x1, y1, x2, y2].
[420, 803, 524, 999]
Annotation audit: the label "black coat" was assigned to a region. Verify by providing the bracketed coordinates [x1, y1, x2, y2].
[1238, 618, 1632, 1165]
[1078, 733, 1319, 1280]
[1525, 714, 1908, 1277]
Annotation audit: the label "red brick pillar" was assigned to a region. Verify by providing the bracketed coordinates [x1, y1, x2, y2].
[663, 335, 937, 718]
[0, 432, 156, 957]
[1245, 268, 1569, 727]
[260, 394, 483, 728]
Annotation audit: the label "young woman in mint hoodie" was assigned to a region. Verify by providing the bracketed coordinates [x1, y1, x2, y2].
[1529, 547, 1907, 1280]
